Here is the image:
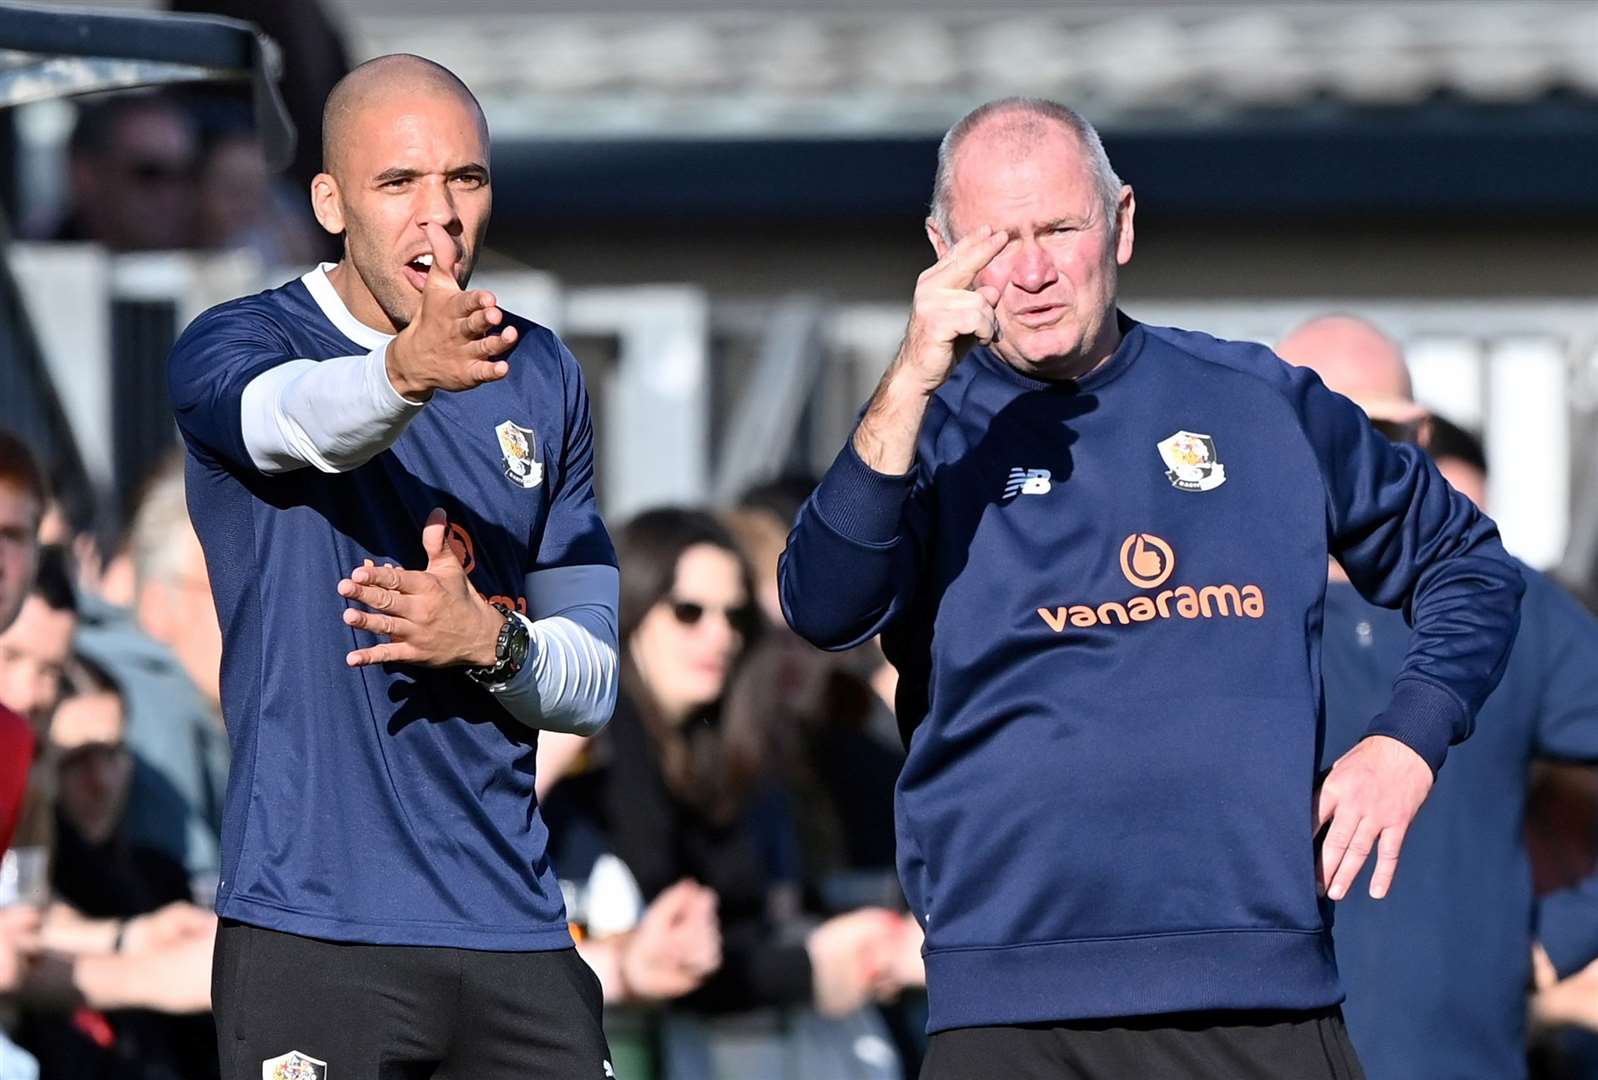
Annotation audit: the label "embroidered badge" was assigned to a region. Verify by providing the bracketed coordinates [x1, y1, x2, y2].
[262, 1051, 327, 1080]
[1157, 430, 1226, 492]
[495, 420, 544, 489]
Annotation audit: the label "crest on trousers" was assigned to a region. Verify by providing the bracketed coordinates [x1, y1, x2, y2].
[262, 1051, 326, 1080]
[1157, 430, 1226, 492]
[495, 420, 544, 489]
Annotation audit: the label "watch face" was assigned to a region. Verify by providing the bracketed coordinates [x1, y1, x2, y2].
[506, 617, 532, 672]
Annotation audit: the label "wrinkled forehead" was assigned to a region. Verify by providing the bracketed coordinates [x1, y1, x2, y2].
[946, 125, 1101, 234]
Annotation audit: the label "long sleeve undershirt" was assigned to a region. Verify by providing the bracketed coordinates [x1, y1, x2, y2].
[237, 346, 616, 736]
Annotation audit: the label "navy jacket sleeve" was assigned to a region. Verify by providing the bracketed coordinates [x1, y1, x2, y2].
[533, 335, 616, 571]
[778, 397, 948, 651]
[1288, 365, 1523, 772]
[167, 300, 299, 469]
[1520, 567, 1598, 977]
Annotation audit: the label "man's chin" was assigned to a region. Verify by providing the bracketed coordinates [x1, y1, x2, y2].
[997, 329, 1082, 374]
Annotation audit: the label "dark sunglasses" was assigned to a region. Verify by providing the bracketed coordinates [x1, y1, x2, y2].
[667, 598, 762, 637]
[125, 159, 191, 185]
[1370, 417, 1422, 445]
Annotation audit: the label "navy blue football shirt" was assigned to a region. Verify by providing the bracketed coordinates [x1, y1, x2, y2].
[169, 267, 615, 949]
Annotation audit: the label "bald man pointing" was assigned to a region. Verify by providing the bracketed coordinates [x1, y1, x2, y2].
[168, 55, 618, 1078]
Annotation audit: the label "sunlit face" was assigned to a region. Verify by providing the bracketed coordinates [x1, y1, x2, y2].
[49, 691, 132, 846]
[312, 93, 491, 334]
[0, 594, 75, 735]
[629, 544, 755, 724]
[0, 482, 40, 634]
[934, 123, 1135, 380]
[137, 526, 221, 712]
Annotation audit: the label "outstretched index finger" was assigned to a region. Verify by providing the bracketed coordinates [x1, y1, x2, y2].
[926, 225, 1009, 290]
[422, 221, 461, 294]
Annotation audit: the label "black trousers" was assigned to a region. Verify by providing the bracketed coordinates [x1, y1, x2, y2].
[212, 919, 612, 1080]
[922, 1008, 1365, 1080]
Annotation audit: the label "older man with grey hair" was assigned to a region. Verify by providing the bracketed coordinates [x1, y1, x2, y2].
[76, 453, 228, 902]
[780, 97, 1523, 1078]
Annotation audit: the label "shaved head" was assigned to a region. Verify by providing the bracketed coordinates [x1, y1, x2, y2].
[1277, 314, 1415, 415]
[321, 54, 486, 182]
[309, 54, 493, 334]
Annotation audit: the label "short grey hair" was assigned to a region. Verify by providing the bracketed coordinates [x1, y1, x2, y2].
[930, 97, 1123, 240]
[130, 453, 192, 592]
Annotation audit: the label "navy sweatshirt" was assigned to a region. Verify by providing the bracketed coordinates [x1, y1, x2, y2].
[779, 316, 1523, 1033]
[1324, 570, 1598, 1080]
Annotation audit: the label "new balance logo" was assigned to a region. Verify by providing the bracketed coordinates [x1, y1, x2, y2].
[1003, 468, 1052, 499]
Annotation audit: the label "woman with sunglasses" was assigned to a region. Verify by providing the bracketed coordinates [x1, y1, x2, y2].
[544, 507, 904, 1029]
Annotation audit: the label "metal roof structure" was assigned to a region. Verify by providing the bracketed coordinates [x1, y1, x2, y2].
[0, 0, 294, 166]
[337, 1, 1598, 139]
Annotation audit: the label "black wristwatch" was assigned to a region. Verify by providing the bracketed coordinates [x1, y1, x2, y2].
[465, 602, 531, 687]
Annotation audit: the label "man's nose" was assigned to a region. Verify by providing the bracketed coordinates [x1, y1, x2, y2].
[1010, 241, 1058, 293]
[416, 178, 459, 230]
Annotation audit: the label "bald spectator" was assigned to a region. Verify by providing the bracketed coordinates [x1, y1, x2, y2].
[30, 93, 199, 251]
[1281, 313, 1598, 1080]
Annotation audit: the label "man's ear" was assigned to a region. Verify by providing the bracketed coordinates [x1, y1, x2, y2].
[310, 172, 345, 236]
[1114, 185, 1136, 267]
[925, 217, 951, 261]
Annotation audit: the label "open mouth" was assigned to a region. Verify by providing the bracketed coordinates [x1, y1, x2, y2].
[401, 252, 434, 291]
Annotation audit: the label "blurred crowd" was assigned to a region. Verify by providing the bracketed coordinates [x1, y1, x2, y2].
[0, 415, 935, 1079]
[16, 90, 323, 267]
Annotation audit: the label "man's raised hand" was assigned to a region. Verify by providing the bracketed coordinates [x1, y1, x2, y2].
[850, 224, 1008, 474]
[896, 224, 1009, 396]
[385, 221, 518, 401]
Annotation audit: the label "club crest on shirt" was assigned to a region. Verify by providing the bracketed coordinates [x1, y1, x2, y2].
[1157, 430, 1226, 492]
[261, 1051, 326, 1080]
[495, 420, 544, 489]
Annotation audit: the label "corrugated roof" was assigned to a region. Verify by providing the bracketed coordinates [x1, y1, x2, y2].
[342, 2, 1598, 138]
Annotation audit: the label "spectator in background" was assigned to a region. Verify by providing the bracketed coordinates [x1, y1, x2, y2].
[0, 430, 47, 1080]
[544, 508, 908, 1029]
[168, 0, 351, 200]
[1279, 313, 1598, 1080]
[1426, 413, 1490, 509]
[28, 93, 198, 251]
[0, 547, 76, 739]
[18, 659, 216, 1080]
[195, 123, 320, 267]
[723, 492, 902, 909]
[76, 456, 226, 901]
[0, 433, 213, 1078]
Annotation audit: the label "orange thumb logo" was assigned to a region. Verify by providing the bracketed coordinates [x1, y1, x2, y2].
[1120, 533, 1174, 589]
[447, 522, 476, 573]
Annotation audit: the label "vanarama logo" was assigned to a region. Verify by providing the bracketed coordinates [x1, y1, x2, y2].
[1038, 532, 1264, 632]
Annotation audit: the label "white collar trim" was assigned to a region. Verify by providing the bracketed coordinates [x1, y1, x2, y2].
[301, 263, 395, 350]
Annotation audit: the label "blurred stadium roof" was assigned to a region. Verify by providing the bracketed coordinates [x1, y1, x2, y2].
[61, 1, 1598, 138]
[331, 0, 1598, 139]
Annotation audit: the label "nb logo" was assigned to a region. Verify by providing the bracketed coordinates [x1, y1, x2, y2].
[1003, 467, 1052, 499]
